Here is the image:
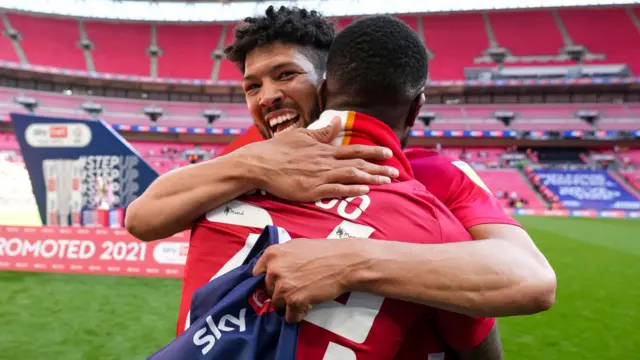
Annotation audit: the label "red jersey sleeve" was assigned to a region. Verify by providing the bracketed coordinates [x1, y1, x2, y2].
[407, 149, 521, 229]
[436, 310, 496, 350]
[220, 125, 264, 155]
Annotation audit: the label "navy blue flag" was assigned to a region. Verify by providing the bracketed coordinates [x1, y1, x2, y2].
[148, 226, 299, 360]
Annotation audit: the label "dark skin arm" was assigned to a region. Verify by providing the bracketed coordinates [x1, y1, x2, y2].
[454, 323, 503, 360]
[254, 224, 556, 322]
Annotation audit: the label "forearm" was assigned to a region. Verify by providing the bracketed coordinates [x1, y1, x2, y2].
[125, 153, 258, 241]
[345, 238, 556, 317]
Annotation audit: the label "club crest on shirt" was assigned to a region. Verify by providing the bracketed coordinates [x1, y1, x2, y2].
[451, 161, 491, 194]
[248, 286, 276, 315]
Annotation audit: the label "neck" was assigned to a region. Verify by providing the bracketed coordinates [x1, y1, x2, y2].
[309, 109, 414, 181]
[325, 100, 406, 139]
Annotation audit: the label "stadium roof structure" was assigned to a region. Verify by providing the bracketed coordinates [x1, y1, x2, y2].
[0, 0, 638, 21]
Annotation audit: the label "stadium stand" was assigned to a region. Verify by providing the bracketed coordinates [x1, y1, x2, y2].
[476, 169, 547, 209]
[218, 24, 243, 81]
[2, 86, 640, 131]
[84, 21, 151, 76]
[1, 6, 639, 80]
[156, 23, 222, 79]
[559, 7, 640, 74]
[621, 170, 640, 192]
[6, 13, 86, 70]
[489, 10, 565, 57]
[421, 12, 489, 80]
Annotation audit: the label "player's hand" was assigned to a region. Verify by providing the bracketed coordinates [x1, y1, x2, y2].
[253, 238, 365, 324]
[238, 117, 399, 201]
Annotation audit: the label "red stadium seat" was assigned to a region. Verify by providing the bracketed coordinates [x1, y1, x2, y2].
[7, 13, 85, 70]
[157, 24, 223, 79]
[559, 8, 640, 74]
[489, 10, 564, 56]
[84, 21, 151, 76]
[0, 7, 638, 81]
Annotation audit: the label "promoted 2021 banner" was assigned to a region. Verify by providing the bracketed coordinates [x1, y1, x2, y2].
[0, 226, 189, 278]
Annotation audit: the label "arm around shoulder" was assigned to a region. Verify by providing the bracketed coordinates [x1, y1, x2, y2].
[125, 151, 261, 241]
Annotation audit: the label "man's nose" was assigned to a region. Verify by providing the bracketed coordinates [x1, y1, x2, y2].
[259, 86, 283, 108]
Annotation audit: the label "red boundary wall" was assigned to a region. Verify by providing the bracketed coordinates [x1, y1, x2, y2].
[0, 226, 188, 278]
[1, 209, 638, 278]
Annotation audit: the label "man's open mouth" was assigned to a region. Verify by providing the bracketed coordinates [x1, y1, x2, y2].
[268, 112, 302, 136]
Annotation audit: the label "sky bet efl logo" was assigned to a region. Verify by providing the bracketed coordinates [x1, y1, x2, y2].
[191, 286, 275, 355]
[192, 309, 247, 355]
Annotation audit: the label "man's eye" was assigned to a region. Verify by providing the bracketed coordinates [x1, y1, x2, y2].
[244, 84, 260, 93]
[278, 72, 296, 80]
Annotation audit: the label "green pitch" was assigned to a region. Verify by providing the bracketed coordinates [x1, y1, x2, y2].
[0, 216, 639, 360]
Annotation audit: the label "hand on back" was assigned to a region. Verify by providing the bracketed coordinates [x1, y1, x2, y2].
[238, 117, 399, 202]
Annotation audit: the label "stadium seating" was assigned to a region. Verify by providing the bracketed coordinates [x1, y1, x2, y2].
[7, 13, 85, 70]
[156, 24, 222, 79]
[1, 7, 639, 80]
[620, 150, 640, 166]
[421, 12, 489, 80]
[0, 131, 19, 151]
[489, 10, 564, 57]
[476, 169, 547, 209]
[559, 8, 640, 74]
[218, 24, 243, 81]
[439, 147, 505, 166]
[3, 86, 639, 130]
[84, 21, 151, 76]
[620, 170, 640, 192]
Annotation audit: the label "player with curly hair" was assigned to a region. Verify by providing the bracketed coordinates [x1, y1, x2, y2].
[225, 5, 334, 139]
[127, 6, 556, 356]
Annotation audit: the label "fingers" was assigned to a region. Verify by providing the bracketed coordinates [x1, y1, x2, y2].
[334, 143, 393, 162]
[271, 281, 286, 312]
[321, 167, 392, 186]
[285, 302, 310, 324]
[252, 254, 268, 277]
[305, 116, 342, 144]
[346, 158, 400, 178]
[311, 184, 370, 200]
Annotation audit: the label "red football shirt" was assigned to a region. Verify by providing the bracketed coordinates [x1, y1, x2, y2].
[179, 112, 490, 359]
[405, 148, 521, 229]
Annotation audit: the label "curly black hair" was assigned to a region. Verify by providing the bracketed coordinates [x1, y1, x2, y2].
[224, 5, 335, 74]
[326, 15, 429, 109]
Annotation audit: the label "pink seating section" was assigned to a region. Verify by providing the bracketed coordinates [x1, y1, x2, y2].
[475, 169, 547, 209]
[0, 131, 19, 151]
[130, 141, 225, 173]
[438, 147, 505, 165]
[617, 150, 640, 167]
[2, 86, 639, 130]
[1, 6, 640, 80]
[621, 170, 640, 193]
[0, 131, 546, 209]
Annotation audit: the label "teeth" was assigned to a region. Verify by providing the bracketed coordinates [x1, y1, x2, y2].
[268, 113, 298, 128]
[273, 121, 301, 137]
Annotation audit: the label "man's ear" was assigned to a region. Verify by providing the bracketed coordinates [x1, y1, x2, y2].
[317, 79, 327, 113]
[406, 91, 425, 128]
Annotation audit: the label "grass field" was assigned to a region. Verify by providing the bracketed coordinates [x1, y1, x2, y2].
[1, 216, 639, 359]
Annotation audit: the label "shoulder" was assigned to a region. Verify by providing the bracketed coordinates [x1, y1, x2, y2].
[406, 149, 461, 178]
[405, 148, 457, 166]
[406, 149, 490, 193]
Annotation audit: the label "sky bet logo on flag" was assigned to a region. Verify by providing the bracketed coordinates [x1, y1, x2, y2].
[148, 226, 298, 360]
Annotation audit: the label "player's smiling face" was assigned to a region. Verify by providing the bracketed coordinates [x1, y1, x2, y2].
[242, 41, 321, 139]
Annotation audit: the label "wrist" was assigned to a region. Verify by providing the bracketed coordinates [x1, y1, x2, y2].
[342, 239, 385, 293]
[224, 144, 268, 191]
